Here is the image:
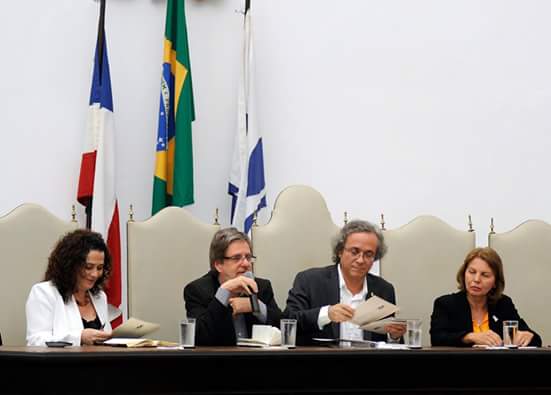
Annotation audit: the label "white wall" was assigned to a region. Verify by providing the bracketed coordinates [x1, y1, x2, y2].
[2, 0, 551, 244]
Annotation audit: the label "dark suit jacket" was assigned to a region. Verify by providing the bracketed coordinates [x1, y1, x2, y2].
[430, 291, 542, 347]
[283, 264, 398, 345]
[184, 270, 282, 346]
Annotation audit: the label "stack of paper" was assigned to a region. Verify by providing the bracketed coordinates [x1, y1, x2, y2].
[103, 338, 177, 348]
[237, 325, 281, 347]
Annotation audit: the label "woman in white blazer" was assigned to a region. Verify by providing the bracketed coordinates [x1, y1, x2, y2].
[26, 229, 113, 346]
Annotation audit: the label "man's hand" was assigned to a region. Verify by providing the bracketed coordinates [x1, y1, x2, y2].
[328, 304, 355, 323]
[384, 322, 406, 339]
[221, 275, 258, 296]
[228, 297, 252, 316]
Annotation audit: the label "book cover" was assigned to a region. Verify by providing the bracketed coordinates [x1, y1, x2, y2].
[111, 317, 160, 338]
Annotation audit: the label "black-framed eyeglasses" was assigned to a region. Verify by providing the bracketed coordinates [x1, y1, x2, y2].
[343, 247, 376, 261]
[223, 254, 256, 263]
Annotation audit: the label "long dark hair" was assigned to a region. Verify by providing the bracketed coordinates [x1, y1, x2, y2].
[44, 229, 112, 303]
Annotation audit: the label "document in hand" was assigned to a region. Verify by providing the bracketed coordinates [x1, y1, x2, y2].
[359, 317, 407, 334]
[349, 295, 400, 331]
[111, 317, 160, 338]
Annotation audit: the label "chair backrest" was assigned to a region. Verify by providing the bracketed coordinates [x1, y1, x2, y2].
[127, 207, 220, 342]
[488, 220, 551, 345]
[252, 185, 340, 308]
[380, 216, 475, 346]
[0, 204, 77, 345]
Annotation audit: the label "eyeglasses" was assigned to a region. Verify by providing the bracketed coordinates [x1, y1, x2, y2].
[343, 247, 376, 261]
[223, 254, 256, 263]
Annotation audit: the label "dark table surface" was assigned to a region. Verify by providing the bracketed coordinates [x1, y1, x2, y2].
[2, 345, 551, 394]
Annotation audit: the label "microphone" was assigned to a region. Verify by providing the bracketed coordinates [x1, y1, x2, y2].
[243, 271, 260, 313]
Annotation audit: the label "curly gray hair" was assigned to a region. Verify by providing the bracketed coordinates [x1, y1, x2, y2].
[332, 219, 387, 263]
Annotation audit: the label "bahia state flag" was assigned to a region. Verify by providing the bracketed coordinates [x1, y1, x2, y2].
[77, 14, 122, 327]
[228, 6, 267, 234]
[152, 0, 195, 215]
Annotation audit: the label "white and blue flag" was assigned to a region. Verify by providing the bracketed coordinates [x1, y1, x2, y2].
[228, 7, 266, 233]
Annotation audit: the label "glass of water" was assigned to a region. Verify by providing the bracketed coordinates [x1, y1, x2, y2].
[406, 319, 422, 348]
[502, 320, 518, 347]
[280, 319, 297, 348]
[180, 318, 196, 348]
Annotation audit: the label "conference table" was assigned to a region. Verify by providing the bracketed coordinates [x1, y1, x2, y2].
[1, 345, 550, 394]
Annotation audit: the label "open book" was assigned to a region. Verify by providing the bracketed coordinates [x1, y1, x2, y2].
[103, 338, 178, 348]
[237, 325, 281, 347]
[111, 317, 160, 338]
[349, 295, 404, 334]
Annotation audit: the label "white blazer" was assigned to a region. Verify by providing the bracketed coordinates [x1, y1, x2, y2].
[25, 281, 112, 346]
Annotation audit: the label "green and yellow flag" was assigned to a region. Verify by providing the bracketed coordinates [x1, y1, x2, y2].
[152, 0, 195, 215]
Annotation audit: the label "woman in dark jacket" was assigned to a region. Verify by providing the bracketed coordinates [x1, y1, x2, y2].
[430, 247, 541, 347]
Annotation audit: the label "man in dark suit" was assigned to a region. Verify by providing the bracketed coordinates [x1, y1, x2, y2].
[284, 220, 406, 345]
[184, 228, 281, 346]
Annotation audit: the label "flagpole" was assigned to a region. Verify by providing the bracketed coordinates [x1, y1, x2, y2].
[245, 0, 250, 13]
[97, 0, 106, 80]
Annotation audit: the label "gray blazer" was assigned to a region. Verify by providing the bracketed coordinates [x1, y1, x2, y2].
[283, 264, 397, 345]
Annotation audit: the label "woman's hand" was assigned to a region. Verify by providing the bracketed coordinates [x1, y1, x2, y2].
[81, 328, 111, 345]
[514, 330, 534, 347]
[463, 330, 502, 346]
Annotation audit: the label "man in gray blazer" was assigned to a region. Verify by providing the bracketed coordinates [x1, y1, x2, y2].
[284, 220, 406, 345]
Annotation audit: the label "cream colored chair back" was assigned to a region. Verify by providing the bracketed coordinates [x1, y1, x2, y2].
[0, 204, 77, 345]
[380, 216, 475, 346]
[127, 207, 219, 342]
[252, 185, 340, 308]
[488, 220, 551, 345]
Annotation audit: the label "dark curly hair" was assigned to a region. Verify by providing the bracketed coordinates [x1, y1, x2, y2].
[44, 229, 112, 303]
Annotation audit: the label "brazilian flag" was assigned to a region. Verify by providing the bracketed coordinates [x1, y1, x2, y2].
[152, 0, 195, 215]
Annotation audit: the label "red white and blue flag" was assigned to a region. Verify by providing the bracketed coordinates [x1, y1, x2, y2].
[77, 6, 122, 327]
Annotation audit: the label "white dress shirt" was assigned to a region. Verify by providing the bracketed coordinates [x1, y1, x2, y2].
[317, 264, 367, 342]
